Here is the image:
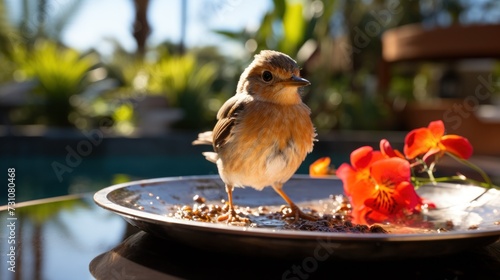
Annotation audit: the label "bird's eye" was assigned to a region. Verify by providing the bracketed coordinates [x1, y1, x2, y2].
[262, 71, 273, 82]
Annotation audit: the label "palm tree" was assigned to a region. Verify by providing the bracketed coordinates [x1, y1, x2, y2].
[132, 0, 151, 57]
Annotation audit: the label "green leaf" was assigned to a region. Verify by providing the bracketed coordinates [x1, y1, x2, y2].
[213, 30, 246, 40]
[281, 0, 305, 54]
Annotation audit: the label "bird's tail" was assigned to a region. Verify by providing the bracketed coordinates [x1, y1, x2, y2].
[201, 152, 218, 163]
[192, 131, 213, 146]
[193, 131, 218, 163]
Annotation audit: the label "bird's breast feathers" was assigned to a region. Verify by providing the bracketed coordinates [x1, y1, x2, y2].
[216, 100, 316, 188]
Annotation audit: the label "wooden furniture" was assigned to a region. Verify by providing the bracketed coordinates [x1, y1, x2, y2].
[380, 23, 500, 156]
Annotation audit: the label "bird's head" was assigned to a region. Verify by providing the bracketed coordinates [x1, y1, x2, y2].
[236, 50, 310, 105]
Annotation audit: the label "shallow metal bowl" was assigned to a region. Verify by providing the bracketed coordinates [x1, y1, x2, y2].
[93, 175, 500, 260]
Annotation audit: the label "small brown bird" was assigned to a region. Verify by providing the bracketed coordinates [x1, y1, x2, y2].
[193, 50, 316, 223]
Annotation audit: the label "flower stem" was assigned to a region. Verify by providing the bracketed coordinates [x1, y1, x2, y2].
[414, 153, 500, 203]
[445, 152, 493, 189]
[426, 161, 436, 185]
[413, 175, 500, 190]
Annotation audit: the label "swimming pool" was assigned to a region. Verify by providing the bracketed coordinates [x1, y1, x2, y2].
[1, 130, 364, 203]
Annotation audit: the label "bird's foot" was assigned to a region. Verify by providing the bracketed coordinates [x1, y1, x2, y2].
[280, 204, 318, 221]
[217, 209, 250, 225]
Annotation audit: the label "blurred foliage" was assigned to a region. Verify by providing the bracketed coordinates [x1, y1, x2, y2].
[215, 0, 336, 62]
[66, 42, 147, 134]
[1, 0, 499, 134]
[0, 53, 17, 83]
[13, 40, 98, 126]
[0, 0, 16, 82]
[0, 0, 100, 128]
[215, 0, 397, 131]
[147, 49, 220, 129]
[15, 0, 84, 47]
[60, 42, 230, 134]
[0, 0, 13, 57]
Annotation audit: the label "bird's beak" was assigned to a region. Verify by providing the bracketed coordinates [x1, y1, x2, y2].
[282, 75, 311, 87]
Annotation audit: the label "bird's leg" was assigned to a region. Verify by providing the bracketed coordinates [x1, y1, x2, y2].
[217, 184, 249, 224]
[273, 183, 318, 221]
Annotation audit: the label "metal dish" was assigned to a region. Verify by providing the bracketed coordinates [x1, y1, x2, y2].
[93, 175, 500, 260]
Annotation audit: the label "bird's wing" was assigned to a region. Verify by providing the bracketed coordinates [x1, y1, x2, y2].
[212, 95, 249, 152]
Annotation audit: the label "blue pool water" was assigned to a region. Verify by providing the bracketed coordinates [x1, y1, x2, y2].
[1, 151, 349, 203]
[1, 130, 372, 203]
[1, 154, 215, 202]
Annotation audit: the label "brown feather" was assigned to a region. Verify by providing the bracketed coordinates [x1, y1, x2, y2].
[212, 95, 248, 152]
[193, 50, 316, 191]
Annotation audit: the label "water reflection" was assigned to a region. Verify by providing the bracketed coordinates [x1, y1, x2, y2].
[0, 195, 128, 280]
[90, 230, 500, 280]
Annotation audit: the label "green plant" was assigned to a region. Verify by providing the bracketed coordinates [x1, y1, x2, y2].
[15, 40, 97, 126]
[147, 50, 220, 129]
[215, 0, 337, 61]
[213, 0, 396, 131]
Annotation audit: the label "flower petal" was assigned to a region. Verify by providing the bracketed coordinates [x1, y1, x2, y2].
[441, 135, 473, 159]
[349, 179, 377, 206]
[350, 146, 374, 170]
[357, 158, 411, 216]
[309, 157, 332, 176]
[337, 162, 375, 199]
[350, 205, 373, 225]
[404, 128, 435, 159]
[350, 146, 384, 170]
[336, 163, 357, 196]
[427, 120, 445, 139]
[370, 158, 411, 186]
[364, 181, 421, 217]
[393, 181, 421, 210]
[422, 147, 444, 162]
[380, 139, 405, 159]
[364, 189, 397, 215]
[356, 207, 389, 225]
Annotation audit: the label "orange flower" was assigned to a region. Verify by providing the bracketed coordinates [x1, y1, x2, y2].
[309, 157, 334, 177]
[404, 120, 473, 161]
[363, 158, 421, 217]
[380, 139, 405, 159]
[336, 146, 383, 197]
[336, 146, 422, 224]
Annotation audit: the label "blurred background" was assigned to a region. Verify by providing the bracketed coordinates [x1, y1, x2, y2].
[1, 0, 500, 202]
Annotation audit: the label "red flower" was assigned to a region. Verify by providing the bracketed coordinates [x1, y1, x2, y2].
[404, 120, 473, 161]
[380, 139, 405, 159]
[308, 119, 484, 227]
[336, 146, 383, 197]
[336, 146, 422, 225]
[363, 158, 421, 217]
